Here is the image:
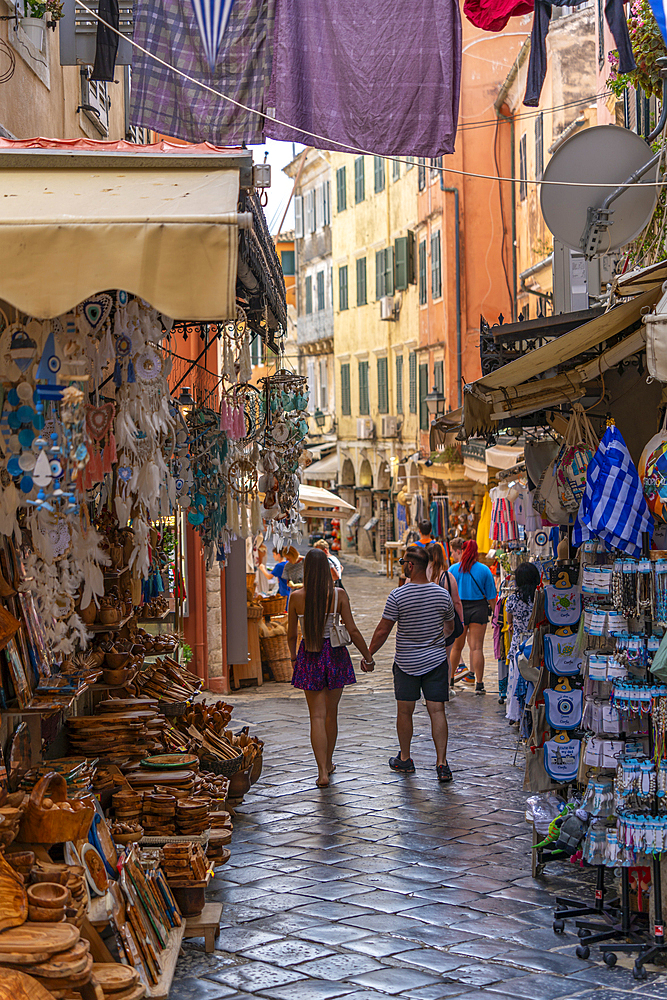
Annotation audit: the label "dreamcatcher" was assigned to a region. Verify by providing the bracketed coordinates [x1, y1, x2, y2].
[221, 306, 251, 383]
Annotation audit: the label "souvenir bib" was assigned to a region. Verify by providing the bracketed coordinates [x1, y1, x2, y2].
[543, 732, 581, 783]
[544, 630, 583, 676]
[544, 679, 583, 730]
[544, 583, 581, 626]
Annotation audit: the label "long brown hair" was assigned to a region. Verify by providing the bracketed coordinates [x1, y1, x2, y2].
[426, 542, 447, 581]
[302, 548, 334, 652]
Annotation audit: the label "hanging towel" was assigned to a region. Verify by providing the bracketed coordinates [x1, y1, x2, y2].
[477, 490, 492, 553]
[266, 0, 462, 157]
[572, 424, 653, 558]
[90, 0, 120, 82]
[129, 0, 275, 144]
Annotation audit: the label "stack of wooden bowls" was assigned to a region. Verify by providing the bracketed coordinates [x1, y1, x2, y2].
[0, 923, 94, 997]
[142, 792, 176, 836]
[92, 962, 145, 1000]
[175, 798, 210, 836]
[26, 882, 70, 923]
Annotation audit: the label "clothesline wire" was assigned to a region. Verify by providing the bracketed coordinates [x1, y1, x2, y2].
[456, 92, 607, 132]
[78, 1, 655, 191]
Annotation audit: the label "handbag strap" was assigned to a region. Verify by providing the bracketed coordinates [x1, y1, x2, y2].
[333, 586, 339, 623]
[467, 565, 487, 601]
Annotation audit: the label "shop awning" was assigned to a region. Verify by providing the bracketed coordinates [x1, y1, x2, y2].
[298, 484, 356, 512]
[0, 138, 253, 320]
[303, 453, 339, 481]
[485, 444, 524, 469]
[464, 286, 661, 434]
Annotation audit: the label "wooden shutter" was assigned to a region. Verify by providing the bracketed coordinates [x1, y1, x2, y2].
[396, 356, 404, 414]
[375, 250, 384, 300]
[336, 167, 346, 212]
[355, 157, 365, 202]
[341, 363, 351, 415]
[418, 240, 427, 304]
[294, 195, 304, 238]
[419, 363, 429, 431]
[377, 357, 388, 413]
[324, 180, 331, 225]
[431, 231, 442, 299]
[356, 257, 367, 306]
[434, 360, 444, 394]
[394, 237, 408, 291]
[317, 270, 325, 311]
[409, 351, 417, 413]
[407, 230, 416, 284]
[305, 275, 313, 314]
[339, 265, 348, 311]
[384, 246, 395, 296]
[418, 158, 426, 190]
[358, 361, 369, 415]
[374, 156, 385, 193]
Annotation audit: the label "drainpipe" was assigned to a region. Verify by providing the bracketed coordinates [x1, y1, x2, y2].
[442, 187, 462, 407]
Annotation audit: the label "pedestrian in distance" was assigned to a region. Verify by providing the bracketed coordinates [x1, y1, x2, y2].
[415, 518, 446, 560]
[313, 538, 345, 589]
[367, 544, 456, 783]
[448, 540, 497, 696]
[287, 548, 373, 788]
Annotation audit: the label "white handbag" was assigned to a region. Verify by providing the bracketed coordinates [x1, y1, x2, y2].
[329, 588, 352, 648]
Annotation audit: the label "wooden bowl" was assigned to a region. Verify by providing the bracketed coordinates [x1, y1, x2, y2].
[28, 882, 70, 909]
[100, 608, 121, 625]
[113, 828, 143, 845]
[102, 667, 134, 686]
[27, 903, 65, 922]
[105, 652, 130, 670]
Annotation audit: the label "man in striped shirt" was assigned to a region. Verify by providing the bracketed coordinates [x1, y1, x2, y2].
[366, 545, 456, 783]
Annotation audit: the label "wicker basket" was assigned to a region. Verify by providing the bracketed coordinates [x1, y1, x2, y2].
[247, 605, 264, 621]
[261, 594, 287, 617]
[270, 658, 293, 682]
[201, 751, 244, 777]
[260, 633, 290, 663]
[158, 700, 189, 717]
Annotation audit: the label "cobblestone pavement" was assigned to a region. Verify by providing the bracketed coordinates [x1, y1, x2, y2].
[173, 564, 667, 1000]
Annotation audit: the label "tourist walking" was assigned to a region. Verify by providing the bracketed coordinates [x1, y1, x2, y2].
[313, 538, 345, 589]
[448, 540, 497, 696]
[367, 545, 456, 782]
[505, 562, 541, 725]
[287, 548, 373, 788]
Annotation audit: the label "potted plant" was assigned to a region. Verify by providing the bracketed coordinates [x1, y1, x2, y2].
[21, 0, 63, 49]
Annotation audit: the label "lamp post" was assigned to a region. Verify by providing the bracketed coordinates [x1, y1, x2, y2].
[178, 386, 195, 418]
[425, 386, 446, 424]
[314, 408, 326, 429]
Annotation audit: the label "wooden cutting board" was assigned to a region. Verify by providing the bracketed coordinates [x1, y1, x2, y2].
[31, 946, 91, 978]
[105, 983, 146, 1000]
[0, 968, 58, 1000]
[0, 922, 79, 955]
[91, 962, 139, 992]
[0, 851, 27, 933]
[126, 770, 195, 785]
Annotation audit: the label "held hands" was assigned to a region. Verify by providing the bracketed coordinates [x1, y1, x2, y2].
[360, 658, 375, 672]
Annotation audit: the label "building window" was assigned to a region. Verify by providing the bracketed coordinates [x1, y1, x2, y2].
[340, 363, 351, 415]
[319, 358, 328, 410]
[305, 189, 316, 233]
[294, 195, 304, 238]
[405, 156, 415, 170]
[377, 357, 389, 414]
[250, 333, 263, 367]
[316, 270, 325, 311]
[418, 239, 427, 305]
[356, 257, 367, 306]
[434, 360, 444, 395]
[418, 158, 426, 190]
[339, 265, 349, 311]
[392, 158, 400, 182]
[430, 156, 443, 182]
[419, 362, 429, 432]
[358, 361, 370, 415]
[597, 0, 605, 68]
[374, 155, 385, 193]
[394, 232, 415, 290]
[354, 156, 365, 203]
[409, 351, 417, 413]
[80, 69, 111, 136]
[323, 180, 330, 226]
[305, 275, 313, 314]
[431, 230, 442, 300]
[336, 166, 347, 212]
[280, 249, 295, 276]
[519, 133, 527, 201]
[535, 113, 544, 182]
[375, 247, 395, 300]
[396, 355, 404, 414]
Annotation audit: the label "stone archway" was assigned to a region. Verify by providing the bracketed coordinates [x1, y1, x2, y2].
[376, 461, 391, 490]
[408, 461, 419, 493]
[341, 458, 356, 486]
[359, 459, 373, 488]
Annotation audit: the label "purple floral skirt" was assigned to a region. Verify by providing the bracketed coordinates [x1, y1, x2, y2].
[291, 637, 357, 691]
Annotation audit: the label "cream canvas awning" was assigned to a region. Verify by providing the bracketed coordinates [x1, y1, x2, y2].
[303, 453, 339, 481]
[299, 484, 356, 511]
[0, 138, 253, 320]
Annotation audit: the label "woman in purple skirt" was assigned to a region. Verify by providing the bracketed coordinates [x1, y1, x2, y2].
[288, 548, 374, 787]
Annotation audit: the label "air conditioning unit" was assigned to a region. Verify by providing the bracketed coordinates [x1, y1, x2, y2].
[357, 417, 375, 440]
[380, 296, 395, 321]
[381, 415, 398, 438]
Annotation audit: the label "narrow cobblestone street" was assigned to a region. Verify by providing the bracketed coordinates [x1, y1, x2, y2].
[173, 564, 667, 1000]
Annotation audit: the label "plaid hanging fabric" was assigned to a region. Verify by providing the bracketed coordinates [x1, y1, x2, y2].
[573, 423, 653, 558]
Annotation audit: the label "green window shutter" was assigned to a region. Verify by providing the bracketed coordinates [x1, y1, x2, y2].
[356, 257, 367, 306]
[392, 158, 400, 182]
[354, 157, 365, 203]
[431, 230, 442, 299]
[434, 360, 444, 394]
[418, 158, 426, 190]
[394, 237, 408, 291]
[305, 275, 313, 314]
[405, 156, 414, 170]
[374, 155, 385, 193]
[407, 230, 416, 284]
[377, 357, 388, 413]
[409, 351, 417, 413]
[339, 265, 348, 311]
[358, 361, 369, 415]
[375, 249, 384, 300]
[396, 355, 403, 414]
[418, 240, 427, 305]
[419, 363, 429, 431]
[384, 246, 394, 296]
[317, 270, 325, 310]
[336, 166, 346, 212]
[340, 363, 351, 415]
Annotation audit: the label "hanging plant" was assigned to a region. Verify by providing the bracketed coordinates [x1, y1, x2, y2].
[25, 0, 64, 19]
[608, 0, 667, 99]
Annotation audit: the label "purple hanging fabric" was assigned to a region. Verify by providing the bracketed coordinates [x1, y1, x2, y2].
[265, 0, 462, 157]
[129, 0, 275, 145]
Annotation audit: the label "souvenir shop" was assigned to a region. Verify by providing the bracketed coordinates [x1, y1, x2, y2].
[0, 138, 300, 998]
[465, 266, 667, 981]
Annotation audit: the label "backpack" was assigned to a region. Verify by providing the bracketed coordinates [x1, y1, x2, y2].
[439, 571, 464, 647]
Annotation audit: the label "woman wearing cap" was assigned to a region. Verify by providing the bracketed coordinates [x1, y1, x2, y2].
[449, 540, 497, 696]
[288, 548, 373, 788]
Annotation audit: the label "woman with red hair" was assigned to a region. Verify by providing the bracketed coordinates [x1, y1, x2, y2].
[448, 540, 497, 695]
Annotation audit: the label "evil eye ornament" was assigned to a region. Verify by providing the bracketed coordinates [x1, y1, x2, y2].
[6, 389, 20, 407]
[116, 334, 132, 357]
[118, 466, 133, 482]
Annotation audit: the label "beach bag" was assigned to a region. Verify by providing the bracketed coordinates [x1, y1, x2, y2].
[553, 404, 598, 512]
[533, 459, 572, 525]
[329, 588, 352, 648]
[544, 679, 583, 730]
[544, 582, 581, 627]
[638, 410, 667, 524]
[543, 630, 583, 676]
[543, 733, 581, 783]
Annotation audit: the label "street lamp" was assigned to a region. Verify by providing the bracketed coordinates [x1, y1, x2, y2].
[314, 408, 326, 428]
[178, 386, 195, 417]
[425, 386, 446, 422]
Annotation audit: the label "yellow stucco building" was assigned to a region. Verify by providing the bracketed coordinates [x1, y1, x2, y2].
[330, 151, 421, 557]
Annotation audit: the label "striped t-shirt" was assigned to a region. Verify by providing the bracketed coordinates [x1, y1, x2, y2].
[382, 582, 455, 676]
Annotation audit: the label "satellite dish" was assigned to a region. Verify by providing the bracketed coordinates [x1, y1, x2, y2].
[540, 125, 659, 257]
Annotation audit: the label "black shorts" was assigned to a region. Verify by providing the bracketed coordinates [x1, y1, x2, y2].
[462, 599, 489, 627]
[393, 661, 449, 703]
